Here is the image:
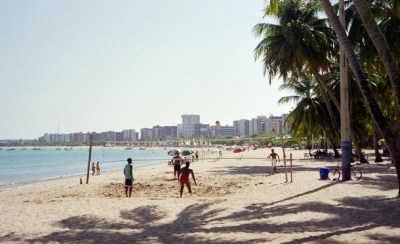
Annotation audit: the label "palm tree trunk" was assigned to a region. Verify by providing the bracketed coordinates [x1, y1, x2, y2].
[314, 72, 367, 165]
[313, 72, 340, 141]
[352, 0, 400, 120]
[320, 0, 400, 196]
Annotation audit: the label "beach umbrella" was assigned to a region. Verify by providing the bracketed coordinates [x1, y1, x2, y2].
[181, 150, 193, 156]
[168, 149, 180, 156]
[233, 148, 243, 153]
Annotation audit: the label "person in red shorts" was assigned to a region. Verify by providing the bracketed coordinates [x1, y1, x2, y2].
[177, 161, 197, 197]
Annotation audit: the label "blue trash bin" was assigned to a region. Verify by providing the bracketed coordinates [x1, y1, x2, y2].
[319, 167, 329, 180]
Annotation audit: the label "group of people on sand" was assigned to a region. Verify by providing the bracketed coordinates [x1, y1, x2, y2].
[123, 152, 197, 198]
[122, 148, 280, 198]
[91, 161, 100, 176]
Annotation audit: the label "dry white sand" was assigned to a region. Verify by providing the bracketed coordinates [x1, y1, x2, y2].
[0, 147, 399, 244]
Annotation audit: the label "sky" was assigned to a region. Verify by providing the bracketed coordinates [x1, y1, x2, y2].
[0, 0, 294, 139]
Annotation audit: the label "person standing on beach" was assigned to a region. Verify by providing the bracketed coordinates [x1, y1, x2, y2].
[172, 152, 183, 179]
[92, 162, 96, 176]
[268, 149, 280, 174]
[178, 161, 197, 197]
[96, 161, 100, 175]
[124, 158, 134, 197]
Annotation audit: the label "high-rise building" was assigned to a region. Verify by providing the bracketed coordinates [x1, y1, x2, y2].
[211, 125, 236, 137]
[122, 129, 137, 141]
[194, 123, 211, 136]
[267, 115, 283, 133]
[181, 114, 200, 138]
[140, 128, 153, 140]
[152, 125, 163, 140]
[162, 126, 178, 139]
[249, 116, 267, 135]
[233, 119, 250, 137]
[281, 113, 290, 133]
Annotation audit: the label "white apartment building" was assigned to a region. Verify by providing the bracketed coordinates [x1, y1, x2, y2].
[181, 114, 200, 138]
[122, 129, 137, 141]
[233, 119, 250, 137]
[249, 116, 267, 135]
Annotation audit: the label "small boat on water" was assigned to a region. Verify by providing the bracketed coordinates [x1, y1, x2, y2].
[125, 147, 133, 150]
[64, 147, 73, 151]
[139, 147, 146, 150]
[32, 147, 42, 150]
[7, 148, 16, 151]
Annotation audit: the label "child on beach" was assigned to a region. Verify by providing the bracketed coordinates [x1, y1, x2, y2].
[268, 149, 280, 174]
[177, 161, 197, 197]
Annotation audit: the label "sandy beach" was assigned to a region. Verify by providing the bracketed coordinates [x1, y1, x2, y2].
[0, 147, 399, 243]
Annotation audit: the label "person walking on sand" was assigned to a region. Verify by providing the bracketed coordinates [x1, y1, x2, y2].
[268, 149, 280, 174]
[178, 161, 197, 197]
[92, 162, 96, 176]
[124, 158, 134, 197]
[172, 152, 183, 179]
[96, 161, 100, 175]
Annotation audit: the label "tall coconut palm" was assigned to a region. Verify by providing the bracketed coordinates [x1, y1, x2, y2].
[254, 0, 370, 164]
[320, 0, 400, 197]
[279, 73, 340, 156]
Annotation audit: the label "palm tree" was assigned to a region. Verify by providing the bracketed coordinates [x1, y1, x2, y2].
[279, 73, 340, 156]
[319, 0, 400, 197]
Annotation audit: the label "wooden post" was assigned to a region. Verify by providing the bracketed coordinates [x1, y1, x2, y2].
[290, 153, 293, 183]
[86, 133, 93, 184]
[280, 135, 287, 182]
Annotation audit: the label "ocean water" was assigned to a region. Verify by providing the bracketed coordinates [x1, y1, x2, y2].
[0, 147, 171, 187]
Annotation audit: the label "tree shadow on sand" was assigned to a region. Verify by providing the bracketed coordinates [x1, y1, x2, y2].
[1, 164, 398, 243]
[5, 194, 396, 243]
[2, 203, 269, 244]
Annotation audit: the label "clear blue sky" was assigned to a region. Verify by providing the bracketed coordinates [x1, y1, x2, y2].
[0, 0, 293, 139]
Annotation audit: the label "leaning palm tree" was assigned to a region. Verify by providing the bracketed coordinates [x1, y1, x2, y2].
[319, 0, 400, 197]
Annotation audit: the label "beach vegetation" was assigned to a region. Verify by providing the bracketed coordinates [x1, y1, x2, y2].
[257, 0, 400, 196]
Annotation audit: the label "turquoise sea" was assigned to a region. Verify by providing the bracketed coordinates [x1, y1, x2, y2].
[0, 147, 170, 187]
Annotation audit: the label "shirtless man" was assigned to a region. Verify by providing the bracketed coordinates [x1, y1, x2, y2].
[177, 162, 197, 197]
[172, 152, 183, 179]
[268, 149, 280, 174]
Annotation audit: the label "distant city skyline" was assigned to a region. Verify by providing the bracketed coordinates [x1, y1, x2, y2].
[0, 1, 293, 139]
[38, 113, 290, 143]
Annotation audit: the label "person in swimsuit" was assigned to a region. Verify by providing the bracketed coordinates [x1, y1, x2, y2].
[92, 162, 96, 176]
[177, 161, 197, 197]
[268, 149, 280, 174]
[172, 152, 183, 179]
[124, 158, 134, 197]
[96, 161, 100, 175]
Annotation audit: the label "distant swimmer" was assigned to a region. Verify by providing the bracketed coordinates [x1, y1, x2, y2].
[124, 158, 134, 197]
[178, 161, 197, 197]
